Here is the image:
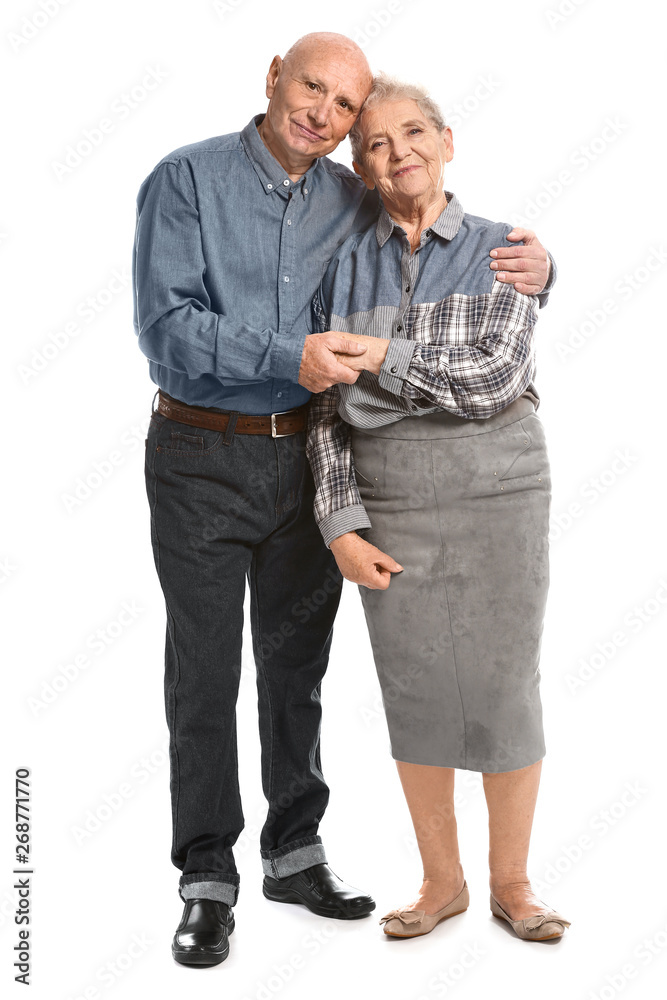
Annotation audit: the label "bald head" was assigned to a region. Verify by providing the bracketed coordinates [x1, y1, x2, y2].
[258, 32, 374, 178]
[282, 32, 372, 86]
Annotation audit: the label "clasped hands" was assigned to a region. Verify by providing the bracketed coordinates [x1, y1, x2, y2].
[297, 227, 550, 395]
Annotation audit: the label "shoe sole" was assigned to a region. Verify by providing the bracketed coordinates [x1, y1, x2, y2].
[171, 917, 234, 966]
[382, 907, 468, 938]
[262, 884, 375, 919]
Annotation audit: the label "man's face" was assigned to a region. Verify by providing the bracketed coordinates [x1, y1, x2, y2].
[261, 42, 372, 166]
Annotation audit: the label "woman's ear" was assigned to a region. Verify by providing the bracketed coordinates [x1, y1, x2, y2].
[442, 126, 454, 164]
[353, 160, 375, 191]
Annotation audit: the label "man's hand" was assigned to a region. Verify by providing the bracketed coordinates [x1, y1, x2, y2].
[489, 228, 551, 294]
[333, 333, 391, 374]
[330, 531, 403, 590]
[298, 332, 369, 392]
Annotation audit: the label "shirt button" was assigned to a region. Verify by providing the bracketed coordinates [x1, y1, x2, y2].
[390, 366, 398, 374]
[283, 179, 290, 186]
[287, 220, 292, 225]
[277, 392, 283, 398]
[397, 325, 403, 332]
[405, 285, 410, 292]
[267, 183, 273, 190]
[284, 276, 290, 282]
[304, 188, 309, 195]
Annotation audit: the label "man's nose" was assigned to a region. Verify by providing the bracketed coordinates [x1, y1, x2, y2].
[308, 95, 334, 126]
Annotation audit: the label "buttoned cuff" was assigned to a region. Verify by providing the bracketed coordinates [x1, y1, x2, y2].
[378, 338, 418, 395]
[270, 313, 309, 383]
[319, 505, 372, 548]
[537, 251, 557, 309]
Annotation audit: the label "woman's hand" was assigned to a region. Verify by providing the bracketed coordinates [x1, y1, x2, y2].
[332, 333, 391, 375]
[330, 531, 403, 590]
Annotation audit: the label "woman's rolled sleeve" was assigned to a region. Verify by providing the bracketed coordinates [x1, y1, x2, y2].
[378, 282, 539, 419]
[306, 385, 372, 548]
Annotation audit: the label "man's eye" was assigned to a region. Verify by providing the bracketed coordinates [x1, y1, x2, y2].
[339, 101, 349, 109]
[306, 82, 318, 91]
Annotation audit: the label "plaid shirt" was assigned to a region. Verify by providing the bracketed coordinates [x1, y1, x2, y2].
[306, 192, 547, 547]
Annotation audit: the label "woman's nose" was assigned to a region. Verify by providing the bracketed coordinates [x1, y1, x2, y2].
[390, 140, 410, 159]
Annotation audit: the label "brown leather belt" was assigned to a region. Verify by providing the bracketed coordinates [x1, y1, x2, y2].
[156, 390, 308, 437]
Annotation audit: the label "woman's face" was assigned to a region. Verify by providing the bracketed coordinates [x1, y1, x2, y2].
[354, 99, 453, 208]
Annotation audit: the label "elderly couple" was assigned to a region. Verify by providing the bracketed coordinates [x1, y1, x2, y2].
[134, 31, 570, 966]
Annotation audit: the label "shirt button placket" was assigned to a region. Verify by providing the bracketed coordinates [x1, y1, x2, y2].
[396, 246, 414, 334]
[285, 186, 294, 230]
[279, 190, 296, 330]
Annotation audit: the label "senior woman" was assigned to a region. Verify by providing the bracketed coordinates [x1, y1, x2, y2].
[305, 74, 571, 942]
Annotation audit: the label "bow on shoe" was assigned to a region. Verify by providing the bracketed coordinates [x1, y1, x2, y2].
[379, 909, 425, 926]
[522, 911, 571, 931]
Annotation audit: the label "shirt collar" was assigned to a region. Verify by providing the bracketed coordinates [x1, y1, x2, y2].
[375, 190, 464, 247]
[240, 114, 321, 196]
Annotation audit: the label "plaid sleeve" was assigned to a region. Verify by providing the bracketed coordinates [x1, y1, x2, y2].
[379, 281, 539, 419]
[306, 387, 372, 548]
[306, 287, 372, 547]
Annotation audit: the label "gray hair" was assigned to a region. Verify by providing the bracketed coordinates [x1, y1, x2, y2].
[349, 72, 447, 165]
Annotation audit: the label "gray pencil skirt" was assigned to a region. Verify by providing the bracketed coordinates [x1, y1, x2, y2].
[351, 394, 551, 773]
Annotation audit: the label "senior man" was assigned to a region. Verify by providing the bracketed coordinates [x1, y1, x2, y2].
[133, 31, 554, 966]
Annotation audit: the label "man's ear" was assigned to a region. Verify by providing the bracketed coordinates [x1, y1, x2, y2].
[265, 55, 282, 99]
[353, 160, 375, 191]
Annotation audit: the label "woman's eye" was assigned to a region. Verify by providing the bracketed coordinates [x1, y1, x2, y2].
[371, 141, 384, 150]
[409, 128, 423, 135]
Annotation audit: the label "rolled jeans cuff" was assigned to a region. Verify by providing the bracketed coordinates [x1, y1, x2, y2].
[261, 836, 327, 878]
[179, 872, 240, 906]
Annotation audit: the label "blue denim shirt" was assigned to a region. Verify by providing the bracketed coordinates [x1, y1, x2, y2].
[132, 114, 379, 414]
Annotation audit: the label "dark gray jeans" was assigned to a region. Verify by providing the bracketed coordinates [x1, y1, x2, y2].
[144, 401, 342, 905]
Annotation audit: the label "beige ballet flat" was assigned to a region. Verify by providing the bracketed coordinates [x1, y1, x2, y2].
[379, 881, 469, 938]
[490, 893, 571, 941]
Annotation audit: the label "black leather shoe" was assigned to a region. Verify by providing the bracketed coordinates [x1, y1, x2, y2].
[263, 863, 375, 919]
[171, 899, 235, 966]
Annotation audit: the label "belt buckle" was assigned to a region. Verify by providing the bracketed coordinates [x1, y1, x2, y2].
[270, 408, 295, 438]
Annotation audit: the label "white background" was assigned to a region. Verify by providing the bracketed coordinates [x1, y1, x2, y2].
[2, 0, 666, 998]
